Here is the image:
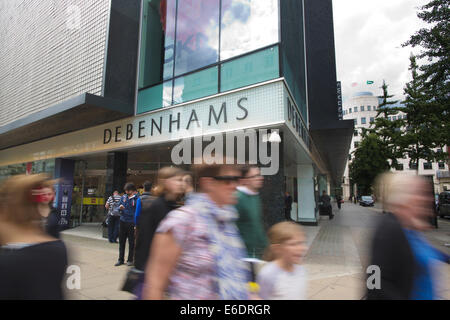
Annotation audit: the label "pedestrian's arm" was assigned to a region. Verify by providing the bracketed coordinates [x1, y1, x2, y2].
[135, 198, 142, 225]
[142, 231, 182, 300]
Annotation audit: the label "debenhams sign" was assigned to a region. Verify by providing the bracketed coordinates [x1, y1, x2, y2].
[102, 98, 249, 145]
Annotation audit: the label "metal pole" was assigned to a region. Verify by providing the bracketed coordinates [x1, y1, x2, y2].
[79, 161, 86, 226]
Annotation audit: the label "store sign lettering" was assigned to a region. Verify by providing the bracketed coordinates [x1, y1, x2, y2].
[103, 98, 249, 144]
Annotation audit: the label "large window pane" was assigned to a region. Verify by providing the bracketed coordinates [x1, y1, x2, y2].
[139, 0, 177, 89]
[137, 81, 173, 114]
[173, 67, 218, 104]
[221, 0, 279, 60]
[220, 46, 279, 92]
[174, 0, 220, 76]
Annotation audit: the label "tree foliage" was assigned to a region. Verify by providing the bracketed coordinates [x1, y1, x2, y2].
[349, 133, 390, 195]
[403, 0, 450, 154]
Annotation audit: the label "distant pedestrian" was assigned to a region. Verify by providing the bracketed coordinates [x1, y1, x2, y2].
[142, 162, 250, 300]
[38, 180, 61, 239]
[367, 173, 450, 300]
[0, 174, 68, 299]
[115, 183, 139, 266]
[336, 194, 342, 210]
[257, 222, 308, 299]
[235, 165, 269, 259]
[285, 192, 293, 221]
[105, 190, 121, 243]
[319, 190, 333, 220]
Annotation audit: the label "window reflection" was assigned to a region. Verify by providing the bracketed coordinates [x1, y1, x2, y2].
[173, 67, 218, 104]
[139, 0, 177, 89]
[137, 81, 173, 113]
[221, 0, 279, 60]
[174, 0, 220, 76]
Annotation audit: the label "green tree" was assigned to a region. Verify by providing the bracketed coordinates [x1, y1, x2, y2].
[349, 133, 390, 195]
[401, 55, 447, 173]
[365, 80, 405, 169]
[403, 0, 450, 163]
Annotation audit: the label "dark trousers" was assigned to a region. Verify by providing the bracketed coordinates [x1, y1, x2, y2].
[119, 220, 135, 263]
[108, 215, 120, 242]
[285, 207, 292, 221]
[337, 201, 342, 210]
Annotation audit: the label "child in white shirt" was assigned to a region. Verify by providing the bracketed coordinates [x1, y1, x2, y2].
[257, 221, 308, 299]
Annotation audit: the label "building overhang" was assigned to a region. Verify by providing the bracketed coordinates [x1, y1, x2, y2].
[0, 93, 133, 150]
[310, 120, 354, 186]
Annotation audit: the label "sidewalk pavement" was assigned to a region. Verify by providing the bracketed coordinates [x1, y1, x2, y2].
[61, 202, 450, 300]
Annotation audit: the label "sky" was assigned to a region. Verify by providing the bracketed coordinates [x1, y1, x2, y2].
[332, 0, 430, 102]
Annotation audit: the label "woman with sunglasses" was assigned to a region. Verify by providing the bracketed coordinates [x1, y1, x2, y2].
[142, 162, 250, 300]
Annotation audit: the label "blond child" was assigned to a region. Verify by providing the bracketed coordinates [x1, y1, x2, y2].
[256, 222, 308, 299]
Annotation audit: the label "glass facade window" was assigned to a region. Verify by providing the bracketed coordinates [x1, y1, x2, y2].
[396, 164, 404, 171]
[221, 0, 279, 60]
[174, 0, 220, 76]
[348, 154, 351, 161]
[349, 108, 352, 113]
[361, 106, 365, 111]
[138, 81, 173, 113]
[354, 107, 358, 112]
[354, 119, 357, 125]
[368, 105, 371, 111]
[139, 0, 177, 89]
[393, 116, 397, 120]
[354, 142, 359, 148]
[370, 117, 374, 123]
[439, 162, 445, 169]
[354, 130, 358, 137]
[138, 0, 282, 114]
[221, 46, 279, 92]
[424, 162, 432, 170]
[361, 117, 366, 124]
[173, 66, 218, 104]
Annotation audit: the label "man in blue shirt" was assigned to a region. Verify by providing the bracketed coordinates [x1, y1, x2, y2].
[115, 182, 139, 266]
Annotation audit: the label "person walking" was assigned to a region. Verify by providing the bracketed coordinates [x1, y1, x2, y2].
[38, 180, 61, 239]
[235, 165, 269, 259]
[142, 162, 250, 300]
[367, 173, 450, 300]
[319, 190, 333, 220]
[180, 172, 194, 204]
[115, 183, 139, 266]
[0, 174, 68, 299]
[284, 191, 293, 221]
[336, 194, 342, 210]
[257, 222, 308, 299]
[133, 168, 184, 297]
[105, 190, 121, 243]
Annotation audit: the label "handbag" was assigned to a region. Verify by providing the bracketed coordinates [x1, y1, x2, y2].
[121, 267, 145, 294]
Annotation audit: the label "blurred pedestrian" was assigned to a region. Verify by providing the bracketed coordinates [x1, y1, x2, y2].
[131, 168, 183, 296]
[115, 182, 139, 267]
[336, 194, 342, 210]
[142, 162, 250, 300]
[319, 190, 333, 220]
[257, 222, 308, 299]
[180, 172, 194, 204]
[235, 165, 269, 259]
[39, 180, 61, 239]
[285, 191, 293, 221]
[367, 173, 450, 300]
[105, 190, 121, 243]
[0, 174, 68, 299]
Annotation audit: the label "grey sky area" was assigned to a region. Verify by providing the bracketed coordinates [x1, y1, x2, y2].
[333, 0, 429, 102]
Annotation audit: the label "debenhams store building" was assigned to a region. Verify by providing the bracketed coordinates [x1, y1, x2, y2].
[0, 0, 353, 228]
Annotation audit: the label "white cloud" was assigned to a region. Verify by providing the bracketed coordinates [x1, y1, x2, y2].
[333, 0, 429, 102]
